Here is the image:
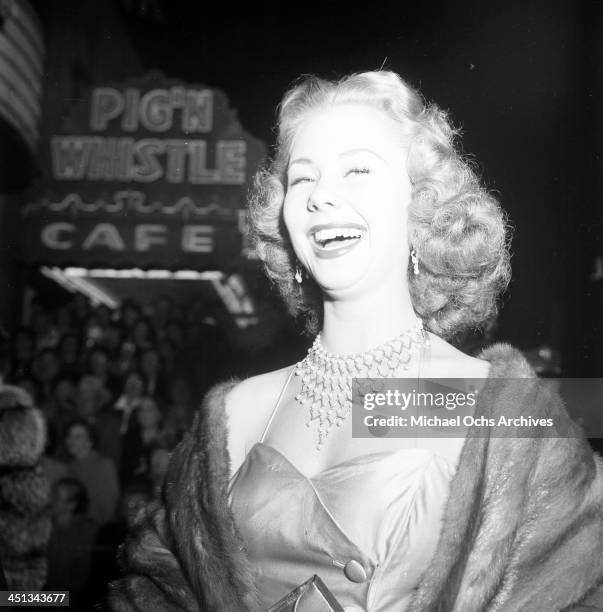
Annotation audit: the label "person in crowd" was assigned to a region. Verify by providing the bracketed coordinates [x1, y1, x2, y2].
[86, 346, 118, 396]
[119, 299, 141, 334]
[8, 326, 35, 381]
[163, 377, 195, 440]
[70, 294, 91, 327]
[120, 396, 174, 485]
[30, 348, 60, 407]
[109, 70, 603, 611]
[152, 295, 173, 336]
[57, 332, 82, 378]
[75, 373, 122, 467]
[55, 304, 73, 337]
[101, 321, 123, 356]
[112, 369, 145, 435]
[131, 317, 156, 352]
[0, 384, 51, 590]
[63, 419, 119, 526]
[51, 375, 77, 421]
[39, 375, 78, 454]
[31, 308, 61, 352]
[147, 442, 172, 500]
[139, 347, 166, 400]
[40, 426, 68, 489]
[95, 304, 114, 332]
[111, 339, 139, 380]
[83, 312, 106, 349]
[86, 346, 109, 380]
[165, 317, 185, 349]
[157, 338, 178, 380]
[45, 477, 98, 605]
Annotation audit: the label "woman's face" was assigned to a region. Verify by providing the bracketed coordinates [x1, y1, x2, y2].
[283, 103, 412, 298]
[65, 424, 93, 459]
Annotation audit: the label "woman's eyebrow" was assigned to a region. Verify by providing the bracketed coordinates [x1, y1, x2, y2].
[289, 149, 384, 167]
[288, 157, 314, 167]
[339, 147, 385, 161]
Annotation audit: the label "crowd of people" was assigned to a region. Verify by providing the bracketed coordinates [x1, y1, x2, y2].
[0, 291, 230, 608]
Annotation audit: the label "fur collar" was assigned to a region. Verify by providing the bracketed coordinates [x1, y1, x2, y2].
[409, 343, 603, 610]
[109, 344, 603, 611]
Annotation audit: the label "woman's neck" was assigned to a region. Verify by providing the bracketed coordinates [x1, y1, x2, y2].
[321, 283, 419, 355]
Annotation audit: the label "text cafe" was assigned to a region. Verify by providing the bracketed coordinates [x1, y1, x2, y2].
[21, 73, 265, 269]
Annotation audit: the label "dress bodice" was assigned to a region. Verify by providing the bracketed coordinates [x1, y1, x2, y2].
[229, 441, 455, 612]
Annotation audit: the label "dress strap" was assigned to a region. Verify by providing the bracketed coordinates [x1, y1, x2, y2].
[259, 366, 296, 443]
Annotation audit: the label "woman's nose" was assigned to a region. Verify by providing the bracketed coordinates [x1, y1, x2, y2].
[307, 178, 340, 211]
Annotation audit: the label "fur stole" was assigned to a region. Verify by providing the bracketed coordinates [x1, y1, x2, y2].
[107, 345, 603, 611]
[0, 385, 51, 590]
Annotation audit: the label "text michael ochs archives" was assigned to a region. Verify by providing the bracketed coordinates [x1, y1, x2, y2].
[349, 378, 601, 438]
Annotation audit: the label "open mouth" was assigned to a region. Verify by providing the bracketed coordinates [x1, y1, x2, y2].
[311, 226, 365, 250]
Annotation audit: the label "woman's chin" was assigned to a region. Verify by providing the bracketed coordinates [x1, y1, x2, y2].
[313, 269, 371, 297]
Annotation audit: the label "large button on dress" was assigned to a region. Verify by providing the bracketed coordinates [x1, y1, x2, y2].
[343, 560, 367, 583]
[229, 442, 455, 612]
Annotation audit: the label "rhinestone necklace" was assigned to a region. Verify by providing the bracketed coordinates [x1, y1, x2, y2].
[294, 320, 427, 450]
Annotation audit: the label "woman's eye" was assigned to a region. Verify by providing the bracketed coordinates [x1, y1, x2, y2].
[289, 176, 314, 187]
[346, 167, 371, 177]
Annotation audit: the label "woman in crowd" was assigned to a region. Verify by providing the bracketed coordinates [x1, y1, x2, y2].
[63, 419, 119, 525]
[45, 477, 98, 603]
[112, 369, 146, 435]
[109, 71, 603, 611]
[120, 396, 173, 485]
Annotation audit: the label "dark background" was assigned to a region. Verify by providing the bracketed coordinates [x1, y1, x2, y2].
[25, 0, 603, 374]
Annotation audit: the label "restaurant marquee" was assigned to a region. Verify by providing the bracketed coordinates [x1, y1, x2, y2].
[20, 72, 265, 269]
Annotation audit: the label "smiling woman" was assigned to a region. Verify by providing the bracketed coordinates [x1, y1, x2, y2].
[251, 72, 510, 340]
[108, 72, 603, 612]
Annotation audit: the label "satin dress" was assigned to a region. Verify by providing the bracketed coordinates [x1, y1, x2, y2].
[229, 372, 456, 612]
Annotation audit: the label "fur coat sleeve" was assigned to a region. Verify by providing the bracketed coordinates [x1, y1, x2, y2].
[0, 385, 51, 591]
[107, 345, 603, 611]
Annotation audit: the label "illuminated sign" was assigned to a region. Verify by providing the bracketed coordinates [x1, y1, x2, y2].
[22, 72, 265, 268]
[51, 87, 247, 185]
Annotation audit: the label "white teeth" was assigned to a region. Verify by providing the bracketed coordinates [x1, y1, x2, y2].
[313, 227, 363, 243]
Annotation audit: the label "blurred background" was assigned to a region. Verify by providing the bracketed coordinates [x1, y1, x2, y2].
[0, 0, 600, 606]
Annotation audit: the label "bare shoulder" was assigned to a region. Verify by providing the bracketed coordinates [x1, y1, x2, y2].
[224, 365, 294, 477]
[427, 333, 491, 378]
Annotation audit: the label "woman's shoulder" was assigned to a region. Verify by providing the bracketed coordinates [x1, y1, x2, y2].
[427, 333, 491, 378]
[222, 366, 295, 477]
[225, 366, 293, 413]
[428, 335, 533, 379]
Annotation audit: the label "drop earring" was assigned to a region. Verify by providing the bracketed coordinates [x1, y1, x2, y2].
[295, 264, 303, 284]
[411, 248, 420, 275]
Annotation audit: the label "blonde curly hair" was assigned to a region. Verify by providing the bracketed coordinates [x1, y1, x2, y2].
[248, 70, 511, 338]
